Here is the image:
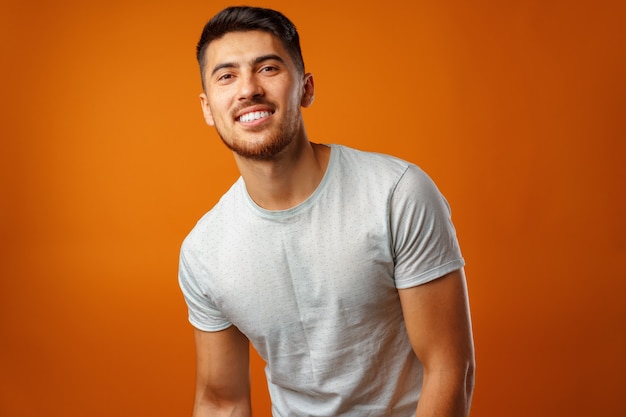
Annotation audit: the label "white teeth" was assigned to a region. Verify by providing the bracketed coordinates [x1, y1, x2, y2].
[239, 111, 271, 123]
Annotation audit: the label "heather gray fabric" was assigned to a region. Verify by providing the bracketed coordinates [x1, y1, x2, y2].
[179, 144, 464, 416]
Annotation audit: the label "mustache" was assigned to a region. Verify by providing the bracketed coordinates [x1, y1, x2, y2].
[231, 97, 276, 117]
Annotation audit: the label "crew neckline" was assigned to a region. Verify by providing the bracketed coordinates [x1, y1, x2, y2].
[241, 144, 338, 218]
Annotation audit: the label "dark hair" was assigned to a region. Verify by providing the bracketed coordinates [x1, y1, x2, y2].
[196, 6, 305, 87]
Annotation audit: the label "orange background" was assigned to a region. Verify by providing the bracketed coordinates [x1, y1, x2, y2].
[1, 0, 625, 416]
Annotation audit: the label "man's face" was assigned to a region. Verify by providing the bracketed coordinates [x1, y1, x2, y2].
[200, 30, 313, 160]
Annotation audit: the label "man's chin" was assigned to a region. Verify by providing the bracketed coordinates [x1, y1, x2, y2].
[221, 136, 291, 161]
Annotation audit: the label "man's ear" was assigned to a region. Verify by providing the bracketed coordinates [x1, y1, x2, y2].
[199, 93, 215, 126]
[300, 73, 315, 108]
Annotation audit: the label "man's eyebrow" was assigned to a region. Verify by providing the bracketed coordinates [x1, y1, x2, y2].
[211, 62, 237, 77]
[210, 54, 287, 77]
[254, 54, 286, 66]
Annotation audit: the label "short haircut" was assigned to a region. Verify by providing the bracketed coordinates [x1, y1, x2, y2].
[196, 6, 305, 88]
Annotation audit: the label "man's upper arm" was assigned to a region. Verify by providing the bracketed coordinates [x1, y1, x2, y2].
[398, 268, 475, 374]
[398, 269, 475, 416]
[193, 325, 251, 417]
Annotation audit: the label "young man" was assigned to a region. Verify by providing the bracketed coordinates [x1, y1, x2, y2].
[179, 6, 475, 417]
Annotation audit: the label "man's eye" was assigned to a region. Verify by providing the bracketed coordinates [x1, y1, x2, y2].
[217, 74, 233, 81]
[261, 66, 278, 73]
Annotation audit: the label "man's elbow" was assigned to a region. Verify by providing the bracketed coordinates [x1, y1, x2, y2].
[193, 394, 251, 417]
[193, 383, 251, 417]
[464, 354, 476, 407]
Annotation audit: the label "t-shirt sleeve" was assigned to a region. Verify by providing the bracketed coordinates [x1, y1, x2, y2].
[178, 245, 232, 332]
[390, 164, 465, 289]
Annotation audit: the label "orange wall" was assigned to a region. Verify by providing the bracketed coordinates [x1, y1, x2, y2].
[1, 0, 625, 416]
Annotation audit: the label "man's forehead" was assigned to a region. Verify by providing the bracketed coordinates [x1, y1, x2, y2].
[206, 31, 287, 64]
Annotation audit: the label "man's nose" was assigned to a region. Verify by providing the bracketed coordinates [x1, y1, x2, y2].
[238, 74, 263, 101]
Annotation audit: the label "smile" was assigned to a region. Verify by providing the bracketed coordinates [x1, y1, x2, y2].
[238, 111, 273, 123]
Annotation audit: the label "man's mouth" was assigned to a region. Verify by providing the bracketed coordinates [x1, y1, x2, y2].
[238, 110, 274, 123]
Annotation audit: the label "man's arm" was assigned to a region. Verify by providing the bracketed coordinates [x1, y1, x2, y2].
[192, 326, 251, 417]
[398, 268, 475, 417]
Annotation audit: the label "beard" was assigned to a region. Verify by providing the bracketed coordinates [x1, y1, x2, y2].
[215, 98, 302, 161]
[217, 125, 293, 160]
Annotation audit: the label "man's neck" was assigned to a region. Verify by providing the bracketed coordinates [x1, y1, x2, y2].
[234, 139, 331, 211]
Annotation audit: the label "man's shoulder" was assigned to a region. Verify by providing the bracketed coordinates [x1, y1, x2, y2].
[182, 177, 244, 247]
[331, 144, 414, 180]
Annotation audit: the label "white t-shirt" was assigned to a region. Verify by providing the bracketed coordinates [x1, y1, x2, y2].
[179, 144, 464, 416]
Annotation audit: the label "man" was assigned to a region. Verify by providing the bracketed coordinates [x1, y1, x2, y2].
[179, 6, 475, 417]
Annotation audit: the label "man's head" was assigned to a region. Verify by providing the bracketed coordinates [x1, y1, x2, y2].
[196, 8, 315, 161]
[196, 6, 305, 89]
